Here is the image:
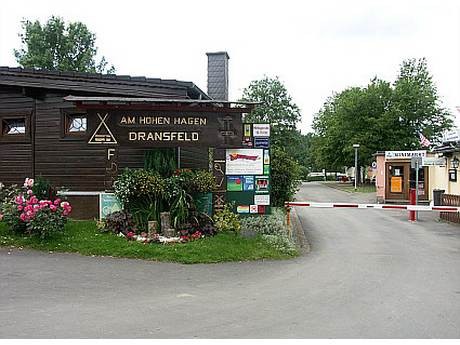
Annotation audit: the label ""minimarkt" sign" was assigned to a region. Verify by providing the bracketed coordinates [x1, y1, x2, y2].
[385, 150, 426, 159]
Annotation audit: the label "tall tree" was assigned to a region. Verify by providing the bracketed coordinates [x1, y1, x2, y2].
[240, 77, 303, 202]
[240, 76, 301, 150]
[390, 58, 452, 149]
[311, 58, 452, 171]
[14, 16, 115, 74]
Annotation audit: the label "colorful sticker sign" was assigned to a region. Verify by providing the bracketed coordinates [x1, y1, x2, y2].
[253, 124, 270, 137]
[99, 193, 122, 220]
[254, 137, 270, 149]
[254, 194, 270, 206]
[227, 176, 243, 191]
[243, 176, 255, 191]
[242, 137, 253, 147]
[237, 205, 250, 214]
[225, 149, 264, 175]
[244, 124, 252, 137]
[250, 205, 258, 214]
[255, 176, 269, 192]
[264, 150, 270, 165]
[263, 165, 270, 175]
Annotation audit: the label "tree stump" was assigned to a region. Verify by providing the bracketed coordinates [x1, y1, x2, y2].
[160, 212, 171, 234]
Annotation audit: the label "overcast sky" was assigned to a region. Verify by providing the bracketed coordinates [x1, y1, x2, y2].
[1, 0, 459, 133]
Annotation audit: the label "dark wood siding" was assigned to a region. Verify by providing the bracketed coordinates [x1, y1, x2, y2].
[0, 86, 33, 185]
[1, 81, 216, 193]
[34, 93, 107, 191]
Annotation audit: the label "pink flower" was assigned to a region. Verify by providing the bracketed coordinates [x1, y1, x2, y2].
[27, 189, 33, 195]
[50, 205, 57, 212]
[60, 201, 69, 208]
[15, 195, 24, 205]
[23, 178, 34, 188]
[17, 205, 23, 211]
[53, 198, 61, 206]
[19, 213, 27, 222]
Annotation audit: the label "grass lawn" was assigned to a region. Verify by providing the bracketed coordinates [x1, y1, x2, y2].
[0, 220, 297, 264]
[325, 182, 376, 193]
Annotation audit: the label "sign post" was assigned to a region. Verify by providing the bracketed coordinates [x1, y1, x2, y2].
[410, 156, 423, 221]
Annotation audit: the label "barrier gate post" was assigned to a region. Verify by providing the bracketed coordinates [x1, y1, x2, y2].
[409, 188, 416, 221]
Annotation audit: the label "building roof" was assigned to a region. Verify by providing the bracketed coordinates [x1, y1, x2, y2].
[64, 95, 259, 105]
[0, 66, 209, 99]
[63, 96, 258, 112]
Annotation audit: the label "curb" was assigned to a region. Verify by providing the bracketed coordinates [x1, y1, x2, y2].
[289, 207, 311, 254]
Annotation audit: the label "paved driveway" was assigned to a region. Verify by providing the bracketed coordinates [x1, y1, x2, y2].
[1, 182, 459, 338]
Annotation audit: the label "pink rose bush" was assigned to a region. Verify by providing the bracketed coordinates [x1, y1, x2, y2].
[1, 178, 71, 238]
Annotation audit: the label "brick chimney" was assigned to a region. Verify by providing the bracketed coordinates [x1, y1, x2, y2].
[206, 51, 229, 101]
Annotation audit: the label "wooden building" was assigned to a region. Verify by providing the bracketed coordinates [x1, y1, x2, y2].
[0, 52, 255, 218]
[374, 150, 431, 203]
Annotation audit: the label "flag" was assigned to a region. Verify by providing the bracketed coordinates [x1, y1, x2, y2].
[419, 132, 431, 147]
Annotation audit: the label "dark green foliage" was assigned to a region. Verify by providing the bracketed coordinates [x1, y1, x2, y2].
[271, 147, 301, 206]
[99, 210, 135, 236]
[113, 169, 165, 231]
[144, 149, 177, 177]
[113, 168, 215, 231]
[14, 16, 114, 73]
[312, 58, 453, 170]
[169, 188, 192, 229]
[240, 76, 305, 203]
[240, 76, 301, 151]
[32, 176, 55, 200]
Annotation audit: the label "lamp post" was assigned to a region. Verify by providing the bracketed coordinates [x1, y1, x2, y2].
[353, 144, 360, 191]
[452, 157, 459, 169]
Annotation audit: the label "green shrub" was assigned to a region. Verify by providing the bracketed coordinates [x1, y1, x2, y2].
[114, 169, 166, 231]
[271, 147, 301, 206]
[213, 204, 241, 234]
[113, 168, 215, 232]
[144, 148, 177, 177]
[32, 176, 57, 200]
[240, 208, 296, 255]
[189, 170, 216, 193]
[174, 169, 216, 194]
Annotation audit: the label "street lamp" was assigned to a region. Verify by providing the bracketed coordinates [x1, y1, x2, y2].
[452, 157, 459, 169]
[353, 144, 360, 191]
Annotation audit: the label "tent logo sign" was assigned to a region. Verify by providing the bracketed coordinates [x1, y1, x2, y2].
[88, 113, 118, 145]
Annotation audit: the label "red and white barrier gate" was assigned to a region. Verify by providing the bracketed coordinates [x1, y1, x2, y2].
[284, 201, 459, 225]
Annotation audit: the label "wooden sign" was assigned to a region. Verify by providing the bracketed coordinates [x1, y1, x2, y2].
[87, 110, 242, 148]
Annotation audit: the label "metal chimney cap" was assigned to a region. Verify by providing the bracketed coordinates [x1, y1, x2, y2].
[206, 51, 230, 59]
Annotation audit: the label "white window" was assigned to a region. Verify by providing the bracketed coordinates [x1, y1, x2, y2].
[2, 118, 26, 135]
[67, 114, 87, 134]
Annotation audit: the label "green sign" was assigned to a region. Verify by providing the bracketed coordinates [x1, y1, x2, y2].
[99, 193, 122, 220]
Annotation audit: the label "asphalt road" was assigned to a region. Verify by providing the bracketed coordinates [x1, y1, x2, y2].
[1, 182, 460, 338]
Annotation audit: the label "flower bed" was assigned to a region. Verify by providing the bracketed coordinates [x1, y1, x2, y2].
[108, 168, 222, 244]
[0, 178, 72, 238]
